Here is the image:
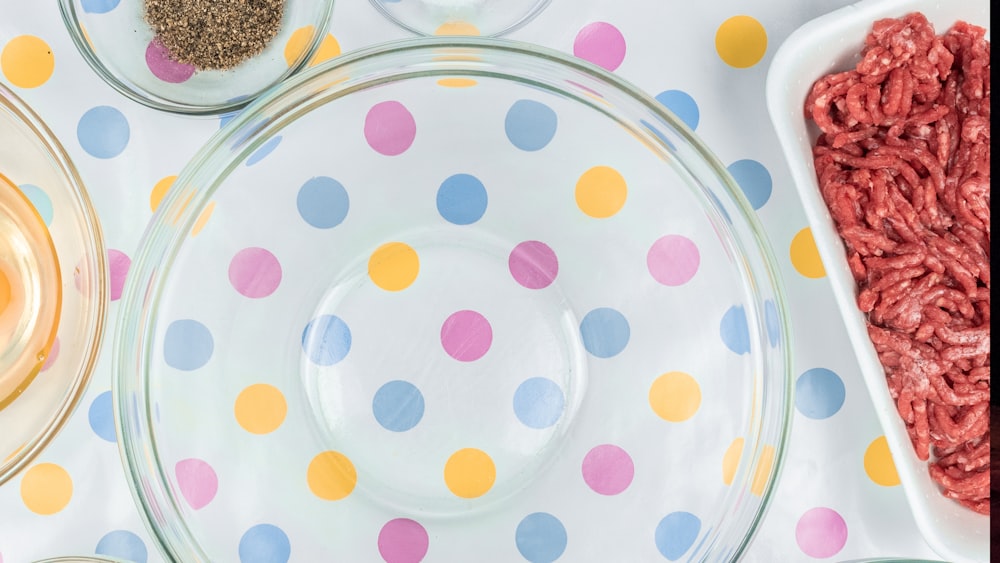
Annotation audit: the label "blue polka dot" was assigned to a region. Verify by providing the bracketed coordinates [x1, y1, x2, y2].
[246, 136, 282, 166]
[437, 173, 488, 225]
[297, 176, 350, 229]
[719, 305, 750, 355]
[654, 90, 700, 130]
[16, 184, 53, 226]
[706, 189, 733, 225]
[515, 512, 568, 563]
[218, 98, 251, 129]
[220, 111, 238, 129]
[580, 307, 630, 358]
[795, 367, 846, 419]
[77, 106, 129, 159]
[655, 511, 701, 560]
[513, 377, 565, 429]
[727, 159, 772, 210]
[163, 319, 214, 371]
[505, 99, 558, 151]
[372, 380, 425, 432]
[640, 119, 676, 151]
[88, 390, 115, 442]
[239, 524, 291, 563]
[96, 529, 148, 563]
[302, 314, 352, 366]
[81, 0, 120, 13]
[764, 299, 781, 348]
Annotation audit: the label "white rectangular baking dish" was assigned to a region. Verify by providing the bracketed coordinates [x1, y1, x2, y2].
[765, 0, 990, 561]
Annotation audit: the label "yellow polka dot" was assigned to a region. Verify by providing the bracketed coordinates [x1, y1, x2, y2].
[575, 166, 627, 218]
[234, 383, 287, 434]
[307, 451, 357, 501]
[751, 444, 776, 496]
[309, 34, 341, 66]
[648, 371, 701, 422]
[284, 26, 341, 67]
[1, 35, 55, 88]
[434, 22, 481, 36]
[81, 24, 94, 51]
[150, 175, 177, 213]
[715, 15, 768, 69]
[437, 78, 478, 88]
[721, 438, 775, 495]
[191, 201, 215, 237]
[284, 26, 315, 66]
[168, 191, 193, 227]
[789, 227, 826, 278]
[4, 444, 25, 464]
[864, 435, 900, 487]
[722, 437, 742, 485]
[368, 242, 419, 291]
[20, 463, 72, 515]
[444, 448, 495, 498]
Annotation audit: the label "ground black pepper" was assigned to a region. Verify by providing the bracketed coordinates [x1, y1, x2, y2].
[144, 0, 285, 71]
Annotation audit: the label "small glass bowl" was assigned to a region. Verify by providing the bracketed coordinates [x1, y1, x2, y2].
[58, 0, 335, 115]
[0, 83, 107, 485]
[369, 0, 550, 36]
[116, 38, 793, 560]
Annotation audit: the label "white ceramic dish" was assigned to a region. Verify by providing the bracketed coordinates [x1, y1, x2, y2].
[765, 0, 989, 562]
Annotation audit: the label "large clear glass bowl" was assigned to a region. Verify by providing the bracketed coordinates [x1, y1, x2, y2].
[115, 37, 793, 561]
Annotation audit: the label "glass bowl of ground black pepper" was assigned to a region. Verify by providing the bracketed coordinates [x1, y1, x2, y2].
[115, 37, 796, 561]
[58, 0, 335, 115]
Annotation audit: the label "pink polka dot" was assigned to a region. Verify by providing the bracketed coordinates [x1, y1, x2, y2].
[647, 235, 700, 286]
[509, 241, 558, 289]
[229, 247, 282, 298]
[573, 22, 627, 71]
[108, 249, 131, 301]
[41, 337, 59, 371]
[364, 101, 416, 156]
[175, 458, 218, 510]
[378, 518, 429, 563]
[795, 507, 848, 558]
[146, 38, 195, 83]
[440, 310, 492, 362]
[582, 444, 634, 495]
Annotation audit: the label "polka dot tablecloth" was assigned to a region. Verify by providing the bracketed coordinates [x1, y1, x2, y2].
[0, 0, 951, 562]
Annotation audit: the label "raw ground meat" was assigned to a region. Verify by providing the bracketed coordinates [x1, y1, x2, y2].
[805, 13, 990, 514]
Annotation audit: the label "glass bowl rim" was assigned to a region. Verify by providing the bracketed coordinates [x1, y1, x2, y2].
[0, 82, 108, 487]
[56, 0, 337, 116]
[113, 35, 795, 560]
[367, 0, 554, 37]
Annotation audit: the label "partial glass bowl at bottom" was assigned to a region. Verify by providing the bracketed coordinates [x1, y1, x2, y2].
[0, 83, 107, 485]
[115, 38, 793, 561]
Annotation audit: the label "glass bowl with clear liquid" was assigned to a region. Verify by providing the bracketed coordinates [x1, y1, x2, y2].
[0, 171, 61, 409]
[0, 83, 106, 485]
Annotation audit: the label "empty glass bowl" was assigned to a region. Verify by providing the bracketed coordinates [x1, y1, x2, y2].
[0, 83, 107, 485]
[115, 37, 792, 560]
[58, 0, 335, 115]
